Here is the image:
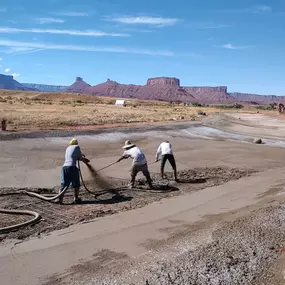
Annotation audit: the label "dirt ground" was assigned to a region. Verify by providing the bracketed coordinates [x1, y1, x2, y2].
[0, 167, 255, 242]
[0, 89, 266, 131]
[1, 112, 285, 285]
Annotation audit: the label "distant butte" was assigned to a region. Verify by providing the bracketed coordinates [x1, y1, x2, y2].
[62, 76, 233, 104]
[0, 73, 284, 104]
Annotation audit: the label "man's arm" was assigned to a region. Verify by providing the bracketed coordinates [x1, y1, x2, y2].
[155, 145, 161, 162]
[117, 155, 128, 163]
[116, 151, 130, 163]
[77, 147, 90, 163]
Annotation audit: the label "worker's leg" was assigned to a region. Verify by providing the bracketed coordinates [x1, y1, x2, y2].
[168, 155, 178, 181]
[160, 155, 167, 179]
[142, 164, 154, 189]
[58, 167, 71, 204]
[71, 166, 81, 203]
[130, 165, 139, 188]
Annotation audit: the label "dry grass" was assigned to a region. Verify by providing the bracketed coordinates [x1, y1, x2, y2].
[0, 89, 268, 131]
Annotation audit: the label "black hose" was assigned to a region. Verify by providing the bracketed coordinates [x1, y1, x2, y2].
[78, 161, 95, 195]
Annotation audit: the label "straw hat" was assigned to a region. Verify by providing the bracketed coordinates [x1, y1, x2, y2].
[122, 140, 135, 149]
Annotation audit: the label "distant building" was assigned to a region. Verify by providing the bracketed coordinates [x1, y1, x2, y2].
[115, 99, 126, 106]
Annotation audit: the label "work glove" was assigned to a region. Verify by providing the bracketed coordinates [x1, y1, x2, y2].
[82, 157, 90, 164]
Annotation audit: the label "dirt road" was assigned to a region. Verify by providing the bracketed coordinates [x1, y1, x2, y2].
[1, 114, 285, 284]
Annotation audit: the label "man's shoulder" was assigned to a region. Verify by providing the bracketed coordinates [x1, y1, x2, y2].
[67, 145, 81, 152]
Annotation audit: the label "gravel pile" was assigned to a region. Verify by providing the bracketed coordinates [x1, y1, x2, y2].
[55, 203, 285, 285]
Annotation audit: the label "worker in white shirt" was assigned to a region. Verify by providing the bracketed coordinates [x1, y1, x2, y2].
[155, 140, 178, 181]
[117, 140, 154, 189]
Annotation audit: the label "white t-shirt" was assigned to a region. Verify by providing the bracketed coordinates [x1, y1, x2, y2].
[157, 142, 173, 156]
[123, 146, 147, 166]
[63, 145, 82, 167]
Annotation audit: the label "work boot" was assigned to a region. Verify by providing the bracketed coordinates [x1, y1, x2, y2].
[148, 184, 155, 190]
[72, 198, 82, 204]
[57, 186, 65, 204]
[127, 183, 135, 189]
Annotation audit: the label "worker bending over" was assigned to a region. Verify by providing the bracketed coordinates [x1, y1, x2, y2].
[117, 140, 154, 189]
[58, 138, 89, 204]
[155, 140, 178, 181]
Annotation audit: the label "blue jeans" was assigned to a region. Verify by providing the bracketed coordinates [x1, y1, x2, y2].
[60, 166, 80, 189]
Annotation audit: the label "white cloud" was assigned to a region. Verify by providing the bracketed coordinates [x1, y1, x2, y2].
[222, 43, 253, 50]
[0, 57, 2, 60]
[105, 16, 179, 26]
[11, 73, 20, 78]
[2, 46, 43, 55]
[53, 11, 88, 17]
[11, 47, 44, 55]
[5, 68, 10, 72]
[36, 18, 65, 24]
[0, 27, 129, 37]
[188, 23, 231, 29]
[0, 39, 173, 56]
[250, 5, 272, 14]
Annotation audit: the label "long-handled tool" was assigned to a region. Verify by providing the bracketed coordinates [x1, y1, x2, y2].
[95, 161, 119, 172]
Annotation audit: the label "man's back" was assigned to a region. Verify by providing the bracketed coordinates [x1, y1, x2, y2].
[63, 145, 82, 167]
[123, 146, 147, 165]
[158, 142, 173, 156]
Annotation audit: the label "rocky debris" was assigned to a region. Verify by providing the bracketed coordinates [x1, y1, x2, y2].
[137, 204, 285, 285]
[253, 138, 263, 144]
[197, 110, 207, 116]
[46, 200, 285, 285]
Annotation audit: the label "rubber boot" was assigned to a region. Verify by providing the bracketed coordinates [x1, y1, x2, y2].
[145, 174, 154, 190]
[58, 186, 65, 204]
[174, 169, 178, 182]
[73, 187, 82, 204]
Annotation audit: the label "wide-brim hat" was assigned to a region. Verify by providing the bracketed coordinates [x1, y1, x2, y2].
[122, 140, 135, 149]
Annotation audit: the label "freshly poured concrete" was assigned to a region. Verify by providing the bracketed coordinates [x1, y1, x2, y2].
[1, 115, 285, 284]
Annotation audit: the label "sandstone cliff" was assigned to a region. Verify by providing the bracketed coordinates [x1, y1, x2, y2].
[146, 77, 180, 87]
[87, 78, 195, 103]
[21, 83, 66, 92]
[0, 74, 36, 91]
[184, 86, 232, 103]
[62, 77, 91, 93]
[230, 92, 285, 104]
[9, 74, 282, 105]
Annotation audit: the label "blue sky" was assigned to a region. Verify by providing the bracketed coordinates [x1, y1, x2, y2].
[0, 0, 284, 94]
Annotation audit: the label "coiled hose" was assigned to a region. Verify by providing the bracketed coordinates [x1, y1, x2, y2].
[0, 160, 95, 234]
[0, 186, 70, 234]
[0, 160, 121, 234]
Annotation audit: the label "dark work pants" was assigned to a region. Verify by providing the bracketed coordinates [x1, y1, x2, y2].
[130, 163, 152, 186]
[161, 154, 176, 171]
